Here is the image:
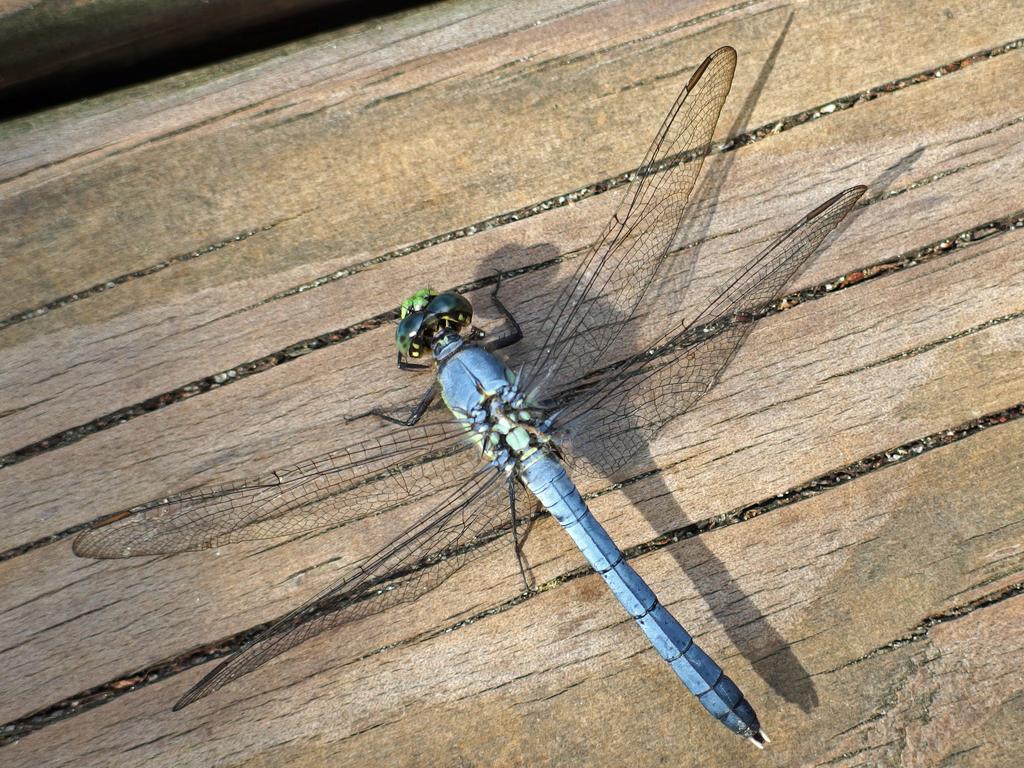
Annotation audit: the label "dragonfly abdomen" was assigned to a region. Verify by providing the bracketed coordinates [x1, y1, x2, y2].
[519, 452, 764, 744]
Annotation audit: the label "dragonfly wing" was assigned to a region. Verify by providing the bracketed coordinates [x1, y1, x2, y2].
[554, 186, 866, 482]
[173, 466, 507, 709]
[521, 46, 736, 398]
[73, 416, 480, 557]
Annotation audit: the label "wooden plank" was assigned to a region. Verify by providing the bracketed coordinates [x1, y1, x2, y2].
[812, 599, 1024, 768]
[2, 30, 1024, 460]
[1, 0, 1021, 764]
[3, 41, 1022, 543]
[2, 222, 1020, 722]
[3, 413, 1021, 766]
[2, 0, 1022, 449]
[7, 0, 1001, 192]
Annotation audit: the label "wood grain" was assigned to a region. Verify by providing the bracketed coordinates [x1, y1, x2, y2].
[2, 222, 1021, 722]
[1, 0, 1021, 766]
[3, 418, 1021, 766]
[1, 0, 1021, 448]
[3, 36, 1022, 545]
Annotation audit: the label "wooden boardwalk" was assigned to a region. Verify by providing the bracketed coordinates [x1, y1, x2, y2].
[2, 1, 1022, 766]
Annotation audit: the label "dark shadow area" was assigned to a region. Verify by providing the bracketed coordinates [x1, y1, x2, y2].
[0, 0, 432, 119]
[834, 145, 925, 239]
[471, 32, 929, 715]
[475, 13, 827, 715]
[615, 16, 824, 714]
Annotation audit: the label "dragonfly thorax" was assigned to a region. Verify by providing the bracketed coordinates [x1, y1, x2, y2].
[434, 344, 552, 474]
[467, 387, 550, 473]
[396, 289, 473, 361]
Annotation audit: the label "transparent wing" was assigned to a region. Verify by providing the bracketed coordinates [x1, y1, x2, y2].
[174, 466, 507, 709]
[554, 186, 866, 481]
[73, 416, 481, 558]
[521, 46, 736, 398]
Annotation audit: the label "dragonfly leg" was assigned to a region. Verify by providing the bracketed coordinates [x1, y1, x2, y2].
[347, 382, 438, 427]
[508, 475, 535, 592]
[397, 350, 432, 371]
[484, 272, 523, 352]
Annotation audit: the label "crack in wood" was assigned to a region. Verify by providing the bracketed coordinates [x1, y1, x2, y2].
[1, 190, 1020, 493]
[823, 309, 1024, 381]
[202, 37, 1024, 315]
[2, 402, 1020, 745]
[816, 581, 1024, 678]
[0, 214, 304, 331]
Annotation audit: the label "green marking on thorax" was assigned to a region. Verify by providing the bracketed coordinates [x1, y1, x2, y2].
[507, 426, 531, 453]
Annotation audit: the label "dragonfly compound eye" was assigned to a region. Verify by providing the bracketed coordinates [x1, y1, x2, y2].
[426, 291, 473, 332]
[396, 312, 428, 357]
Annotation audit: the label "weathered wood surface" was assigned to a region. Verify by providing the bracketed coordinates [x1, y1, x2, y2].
[1, 0, 1022, 766]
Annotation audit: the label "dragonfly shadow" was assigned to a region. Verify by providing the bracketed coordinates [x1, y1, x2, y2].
[629, 14, 820, 714]
[475, 246, 819, 715]
[475, 243, 818, 713]
[472, 15, 831, 715]
[467, 16, 929, 718]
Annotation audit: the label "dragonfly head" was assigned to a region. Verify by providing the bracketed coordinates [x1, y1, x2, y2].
[397, 289, 474, 360]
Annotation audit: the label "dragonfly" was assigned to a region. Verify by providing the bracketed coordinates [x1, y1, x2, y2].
[74, 46, 864, 747]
